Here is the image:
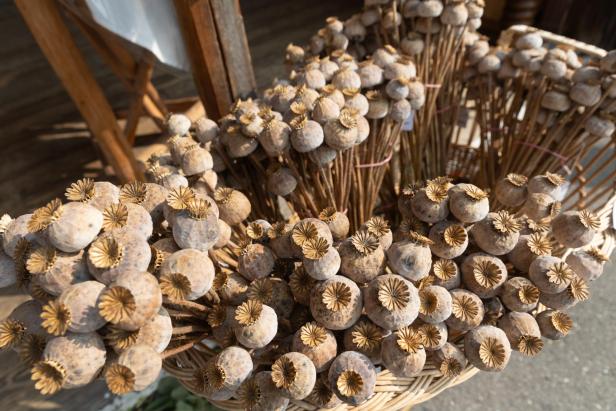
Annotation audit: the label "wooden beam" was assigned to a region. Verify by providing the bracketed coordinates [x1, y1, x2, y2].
[15, 0, 142, 182]
[174, 0, 233, 119]
[210, 0, 256, 98]
[124, 57, 155, 145]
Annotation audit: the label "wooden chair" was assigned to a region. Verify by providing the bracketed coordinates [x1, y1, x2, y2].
[14, 0, 255, 182]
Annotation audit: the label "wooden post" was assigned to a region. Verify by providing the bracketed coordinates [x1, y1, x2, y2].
[15, 0, 142, 182]
[174, 0, 256, 119]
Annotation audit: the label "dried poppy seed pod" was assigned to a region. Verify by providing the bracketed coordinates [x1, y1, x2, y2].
[551, 209, 601, 248]
[88, 231, 150, 285]
[448, 184, 489, 223]
[291, 218, 334, 254]
[289, 115, 324, 153]
[431, 259, 461, 290]
[541, 58, 567, 80]
[411, 183, 449, 223]
[248, 277, 294, 318]
[328, 351, 376, 406]
[446, 289, 484, 332]
[432, 342, 467, 378]
[32, 332, 106, 394]
[289, 266, 316, 305]
[527, 173, 567, 199]
[529, 256, 574, 294]
[386, 234, 432, 281]
[495, 173, 528, 207]
[566, 247, 607, 282]
[180, 145, 213, 177]
[238, 242, 276, 281]
[64, 179, 120, 212]
[28, 200, 103, 253]
[365, 90, 389, 119]
[0, 300, 47, 350]
[167, 113, 191, 136]
[119, 182, 167, 227]
[401, 33, 425, 56]
[536, 309, 573, 340]
[98, 271, 162, 331]
[429, 221, 468, 259]
[0, 249, 17, 288]
[105, 344, 161, 394]
[194, 117, 218, 143]
[570, 82, 602, 107]
[159, 249, 214, 301]
[223, 127, 259, 158]
[585, 115, 615, 138]
[318, 207, 349, 241]
[507, 233, 552, 273]
[538, 274, 589, 310]
[385, 78, 410, 100]
[310, 275, 362, 330]
[498, 312, 543, 357]
[389, 96, 412, 122]
[108, 307, 172, 354]
[292, 322, 337, 372]
[417, 321, 448, 351]
[363, 274, 419, 330]
[237, 371, 290, 411]
[464, 325, 511, 372]
[214, 270, 248, 305]
[267, 222, 296, 259]
[207, 305, 237, 348]
[306, 374, 342, 409]
[521, 192, 559, 221]
[302, 238, 341, 280]
[342, 317, 386, 364]
[214, 219, 232, 249]
[418, 285, 452, 324]
[471, 211, 521, 255]
[103, 202, 153, 240]
[500, 276, 540, 312]
[515, 32, 542, 50]
[541, 90, 571, 112]
[199, 346, 253, 400]
[2, 214, 37, 259]
[214, 187, 251, 226]
[381, 327, 426, 377]
[441, 2, 468, 25]
[324, 109, 359, 150]
[358, 61, 384, 88]
[271, 352, 316, 400]
[363, 216, 393, 250]
[267, 167, 297, 196]
[461, 253, 508, 298]
[312, 96, 341, 125]
[259, 118, 291, 156]
[41, 281, 106, 335]
[27, 246, 90, 296]
[172, 198, 219, 251]
[233, 300, 277, 349]
[338, 231, 385, 283]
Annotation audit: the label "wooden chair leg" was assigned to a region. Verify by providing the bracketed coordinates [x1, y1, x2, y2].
[15, 0, 143, 182]
[125, 57, 155, 145]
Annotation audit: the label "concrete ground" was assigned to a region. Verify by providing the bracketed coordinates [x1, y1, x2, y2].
[415, 260, 616, 411]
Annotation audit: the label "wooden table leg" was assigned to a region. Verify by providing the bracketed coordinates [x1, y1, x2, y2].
[15, 0, 143, 182]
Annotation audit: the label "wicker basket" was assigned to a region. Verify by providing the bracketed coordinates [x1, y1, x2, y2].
[163, 26, 616, 411]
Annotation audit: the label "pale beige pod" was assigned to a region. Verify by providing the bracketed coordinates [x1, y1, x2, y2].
[381, 327, 426, 377]
[223, 126, 259, 158]
[342, 317, 387, 365]
[358, 60, 384, 88]
[64, 178, 120, 212]
[363, 274, 419, 330]
[318, 207, 350, 241]
[528, 255, 574, 294]
[27, 246, 90, 296]
[470, 211, 521, 255]
[87, 231, 151, 285]
[290, 115, 324, 153]
[418, 285, 452, 324]
[332, 67, 361, 90]
[199, 345, 253, 401]
[498, 312, 544, 357]
[107, 306, 172, 354]
[365, 90, 389, 119]
[431, 258, 461, 290]
[536, 309, 573, 340]
[429, 221, 468, 259]
[28, 200, 103, 253]
[233, 300, 278, 349]
[507, 232, 552, 273]
[539, 276, 589, 310]
[327, 351, 376, 406]
[448, 183, 489, 223]
[585, 115, 615, 138]
[527, 172, 567, 199]
[324, 109, 359, 150]
[98, 270, 162, 331]
[31, 332, 106, 394]
[570, 82, 602, 107]
[338, 231, 385, 283]
[521, 192, 559, 221]
[432, 342, 467, 378]
[440, 2, 468, 26]
[267, 167, 297, 197]
[105, 344, 162, 394]
[159, 249, 214, 301]
[238, 242, 276, 281]
[461, 253, 508, 298]
[500, 277, 540, 313]
[310, 275, 362, 330]
[237, 371, 290, 411]
[401, 33, 425, 56]
[302, 237, 341, 280]
[389, 98, 412, 122]
[167, 113, 191, 136]
[247, 277, 294, 319]
[551, 209, 601, 248]
[515, 32, 543, 50]
[446, 289, 484, 332]
[344, 90, 369, 117]
[271, 352, 316, 400]
[194, 117, 218, 143]
[565, 247, 607, 282]
[0, 300, 48, 351]
[292, 322, 337, 372]
[541, 90, 571, 112]
[214, 187, 251, 226]
[312, 96, 341, 124]
[464, 325, 512, 372]
[40, 281, 106, 336]
[386, 233, 433, 281]
[410, 182, 449, 223]
[495, 173, 528, 207]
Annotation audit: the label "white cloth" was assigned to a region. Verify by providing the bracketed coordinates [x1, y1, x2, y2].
[86, 0, 190, 71]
